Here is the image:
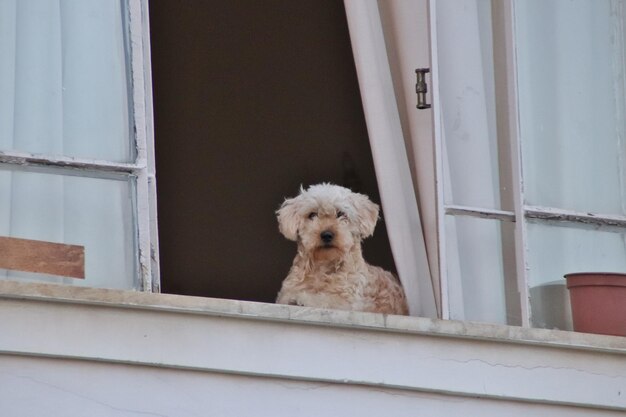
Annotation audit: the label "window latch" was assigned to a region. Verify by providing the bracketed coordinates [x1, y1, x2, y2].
[415, 68, 431, 109]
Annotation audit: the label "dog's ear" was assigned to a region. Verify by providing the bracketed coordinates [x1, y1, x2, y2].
[349, 193, 379, 238]
[276, 196, 302, 241]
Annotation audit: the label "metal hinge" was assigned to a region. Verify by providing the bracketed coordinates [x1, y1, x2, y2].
[415, 68, 431, 109]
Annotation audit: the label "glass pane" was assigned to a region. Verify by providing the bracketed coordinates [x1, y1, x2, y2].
[515, 0, 626, 215]
[0, 169, 137, 290]
[437, 0, 506, 210]
[445, 215, 519, 324]
[527, 221, 626, 330]
[0, 0, 133, 162]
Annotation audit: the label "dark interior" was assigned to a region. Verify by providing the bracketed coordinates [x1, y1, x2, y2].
[149, 0, 396, 303]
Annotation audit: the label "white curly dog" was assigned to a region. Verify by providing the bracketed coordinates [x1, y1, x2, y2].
[275, 183, 408, 315]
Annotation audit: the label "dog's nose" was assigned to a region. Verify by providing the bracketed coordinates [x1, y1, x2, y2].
[320, 230, 334, 244]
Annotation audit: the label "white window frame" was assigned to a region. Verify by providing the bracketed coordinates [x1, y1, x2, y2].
[430, 0, 626, 326]
[0, 0, 623, 338]
[0, 0, 159, 292]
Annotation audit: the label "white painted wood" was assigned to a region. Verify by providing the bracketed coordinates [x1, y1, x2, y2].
[525, 205, 626, 230]
[128, 0, 155, 291]
[489, 0, 522, 326]
[445, 204, 516, 222]
[612, 0, 626, 217]
[1, 282, 624, 413]
[0, 149, 142, 176]
[491, 0, 531, 326]
[2, 355, 624, 417]
[427, 0, 450, 320]
[139, 0, 160, 292]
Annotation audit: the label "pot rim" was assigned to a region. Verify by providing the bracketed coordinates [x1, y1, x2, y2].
[564, 272, 626, 289]
[564, 272, 626, 278]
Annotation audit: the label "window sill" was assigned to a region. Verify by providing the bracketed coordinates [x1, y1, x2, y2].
[1, 280, 625, 411]
[0, 279, 624, 352]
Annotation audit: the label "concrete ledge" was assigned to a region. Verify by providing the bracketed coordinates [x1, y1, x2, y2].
[0, 280, 624, 353]
[1, 280, 626, 411]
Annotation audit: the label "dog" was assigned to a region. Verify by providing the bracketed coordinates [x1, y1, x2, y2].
[275, 183, 408, 315]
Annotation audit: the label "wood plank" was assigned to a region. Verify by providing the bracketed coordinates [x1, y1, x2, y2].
[0, 236, 84, 279]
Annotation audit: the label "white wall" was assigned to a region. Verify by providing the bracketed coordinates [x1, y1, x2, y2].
[0, 282, 625, 416]
[2, 355, 622, 417]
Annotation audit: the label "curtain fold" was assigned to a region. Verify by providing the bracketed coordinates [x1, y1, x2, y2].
[344, 0, 437, 317]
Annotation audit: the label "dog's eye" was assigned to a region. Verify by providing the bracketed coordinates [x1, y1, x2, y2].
[308, 212, 318, 220]
[337, 211, 345, 218]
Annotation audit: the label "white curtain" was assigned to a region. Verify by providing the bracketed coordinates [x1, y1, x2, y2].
[0, 0, 135, 289]
[344, 0, 437, 318]
[344, 0, 510, 322]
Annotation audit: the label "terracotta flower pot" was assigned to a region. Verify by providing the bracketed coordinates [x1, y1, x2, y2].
[564, 272, 626, 337]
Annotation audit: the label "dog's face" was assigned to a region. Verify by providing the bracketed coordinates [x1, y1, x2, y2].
[277, 184, 379, 261]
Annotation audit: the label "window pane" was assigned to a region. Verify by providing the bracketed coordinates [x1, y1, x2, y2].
[527, 221, 626, 329]
[437, 0, 506, 210]
[515, 0, 626, 215]
[445, 215, 519, 324]
[0, 0, 133, 162]
[0, 169, 137, 289]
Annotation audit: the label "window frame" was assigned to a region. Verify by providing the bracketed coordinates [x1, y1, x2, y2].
[430, 0, 626, 326]
[0, 0, 158, 292]
[1, 0, 623, 338]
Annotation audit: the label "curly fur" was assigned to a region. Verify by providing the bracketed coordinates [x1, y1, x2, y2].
[275, 183, 408, 315]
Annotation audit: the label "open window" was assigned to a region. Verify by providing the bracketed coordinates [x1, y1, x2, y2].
[0, 0, 397, 308]
[148, 0, 396, 305]
[344, 0, 626, 328]
[1, 0, 624, 334]
[428, 0, 626, 328]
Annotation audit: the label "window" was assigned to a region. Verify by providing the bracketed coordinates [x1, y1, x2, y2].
[0, 0, 157, 291]
[345, 0, 626, 329]
[2, 0, 623, 337]
[1, 0, 394, 306]
[431, 0, 626, 328]
[149, 0, 395, 303]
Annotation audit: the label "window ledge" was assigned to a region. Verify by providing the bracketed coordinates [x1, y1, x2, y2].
[1, 280, 625, 412]
[0, 280, 624, 353]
